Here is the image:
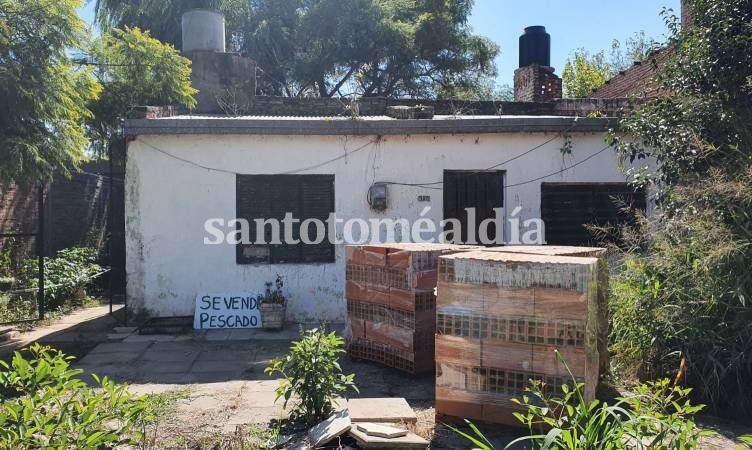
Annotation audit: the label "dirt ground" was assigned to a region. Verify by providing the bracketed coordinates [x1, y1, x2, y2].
[68, 330, 751, 450]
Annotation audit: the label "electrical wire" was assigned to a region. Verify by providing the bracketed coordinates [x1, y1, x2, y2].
[377, 120, 580, 187]
[133, 125, 612, 192]
[382, 145, 613, 192]
[137, 136, 379, 176]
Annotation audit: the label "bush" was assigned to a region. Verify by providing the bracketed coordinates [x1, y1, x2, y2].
[21, 247, 102, 311]
[450, 351, 711, 450]
[608, 177, 752, 416]
[264, 325, 358, 423]
[0, 344, 148, 449]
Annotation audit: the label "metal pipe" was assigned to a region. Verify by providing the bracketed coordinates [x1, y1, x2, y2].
[37, 183, 45, 321]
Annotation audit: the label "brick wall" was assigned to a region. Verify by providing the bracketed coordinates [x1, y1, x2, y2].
[513, 65, 562, 102]
[0, 142, 125, 292]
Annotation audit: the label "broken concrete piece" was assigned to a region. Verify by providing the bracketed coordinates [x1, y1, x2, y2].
[113, 326, 138, 334]
[349, 426, 429, 449]
[307, 409, 351, 448]
[356, 422, 408, 438]
[347, 398, 417, 424]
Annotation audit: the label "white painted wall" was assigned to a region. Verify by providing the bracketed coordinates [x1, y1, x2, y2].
[125, 131, 636, 322]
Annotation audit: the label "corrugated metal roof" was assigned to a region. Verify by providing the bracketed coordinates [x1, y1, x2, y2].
[126, 115, 616, 137]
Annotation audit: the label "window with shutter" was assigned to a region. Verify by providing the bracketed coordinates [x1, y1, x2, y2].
[236, 174, 335, 264]
[541, 182, 646, 245]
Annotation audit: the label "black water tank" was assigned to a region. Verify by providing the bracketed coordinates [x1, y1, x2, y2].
[519, 26, 551, 68]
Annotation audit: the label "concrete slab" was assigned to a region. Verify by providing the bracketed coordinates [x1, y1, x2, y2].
[194, 349, 255, 362]
[78, 351, 142, 366]
[123, 334, 177, 343]
[87, 341, 152, 354]
[138, 359, 195, 374]
[141, 349, 200, 363]
[356, 422, 408, 438]
[187, 371, 244, 383]
[189, 358, 245, 374]
[204, 330, 232, 341]
[349, 427, 428, 449]
[308, 410, 351, 448]
[107, 333, 129, 340]
[113, 327, 138, 334]
[148, 341, 200, 352]
[347, 398, 417, 424]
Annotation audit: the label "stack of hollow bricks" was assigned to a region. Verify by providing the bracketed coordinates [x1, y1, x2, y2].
[434, 246, 608, 426]
[345, 243, 479, 374]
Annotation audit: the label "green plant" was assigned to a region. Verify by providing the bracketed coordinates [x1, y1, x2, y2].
[21, 246, 102, 311]
[506, 351, 633, 450]
[624, 379, 710, 449]
[264, 325, 358, 423]
[450, 351, 711, 450]
[257, 275, 286, 306]
[0, 343, 149, 449]
[606, 0, 752, 416]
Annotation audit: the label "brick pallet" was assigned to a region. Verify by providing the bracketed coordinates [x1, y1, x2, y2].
[345, 243, 477, 374]
[435, 247, 607, 426]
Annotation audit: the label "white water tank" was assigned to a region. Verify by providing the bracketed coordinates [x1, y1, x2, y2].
[182, 9, 226, 52]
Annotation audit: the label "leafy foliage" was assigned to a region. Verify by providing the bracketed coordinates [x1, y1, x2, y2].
[608, 0, 752, 416]
[257, 274, 286, 305]
[450, 351, 710, 450]
[94, 0, 500, 99]
[0, 0, 101, 185]
[21, 247, 102, 311]
[264, 325, 358, 423]
[0, 344, 149, 449]
[562, 49, 613, 98]
[87, 27, 197, 155]
[562, 32, 657, 98]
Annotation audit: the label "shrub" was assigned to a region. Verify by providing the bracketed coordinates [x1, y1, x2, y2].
[21, 246, 102, 311]
[608, 178, 752, 415]
[0, 344, 148, 449]
[264, 325, 358, 423]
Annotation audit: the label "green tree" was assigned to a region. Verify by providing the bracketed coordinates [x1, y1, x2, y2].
[562, 32, 657, 98]
[562, 49, 612, 98]
[609, 31, 657, 72]
[94, 0, 500, 99]
[87, 27, 197, 155]
[0, 0, 101, 185]
[609, 0, 752, 416]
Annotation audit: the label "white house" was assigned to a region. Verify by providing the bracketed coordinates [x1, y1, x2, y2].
[123, 111, 646, 322]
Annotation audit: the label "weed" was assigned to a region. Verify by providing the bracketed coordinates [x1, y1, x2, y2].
[265, 325, 358, 424]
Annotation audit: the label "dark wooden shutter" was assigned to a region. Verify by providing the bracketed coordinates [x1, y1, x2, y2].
[236, 174, 335, 264]
[541, 182, 646, 245]
[443, 170, 504, 245]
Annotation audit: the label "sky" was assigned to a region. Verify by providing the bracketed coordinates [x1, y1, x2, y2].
[470, 0, 681, 86]
[78, 0, 681, 86]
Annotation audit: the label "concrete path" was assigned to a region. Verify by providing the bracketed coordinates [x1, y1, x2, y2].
[0, 305, 124, 359]
[73, 331, 436, 439]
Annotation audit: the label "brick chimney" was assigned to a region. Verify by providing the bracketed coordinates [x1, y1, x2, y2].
[513, 26, 562, 102]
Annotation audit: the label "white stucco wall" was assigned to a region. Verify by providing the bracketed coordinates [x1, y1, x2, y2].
[125, 131, 636, 322]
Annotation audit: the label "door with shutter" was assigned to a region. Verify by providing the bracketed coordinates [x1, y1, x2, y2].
[443, 170, 504, 245]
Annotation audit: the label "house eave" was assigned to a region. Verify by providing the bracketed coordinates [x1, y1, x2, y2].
[124, 116, 616, 138]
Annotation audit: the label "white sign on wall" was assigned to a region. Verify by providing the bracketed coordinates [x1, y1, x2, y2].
[194, 293, 262, 329]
